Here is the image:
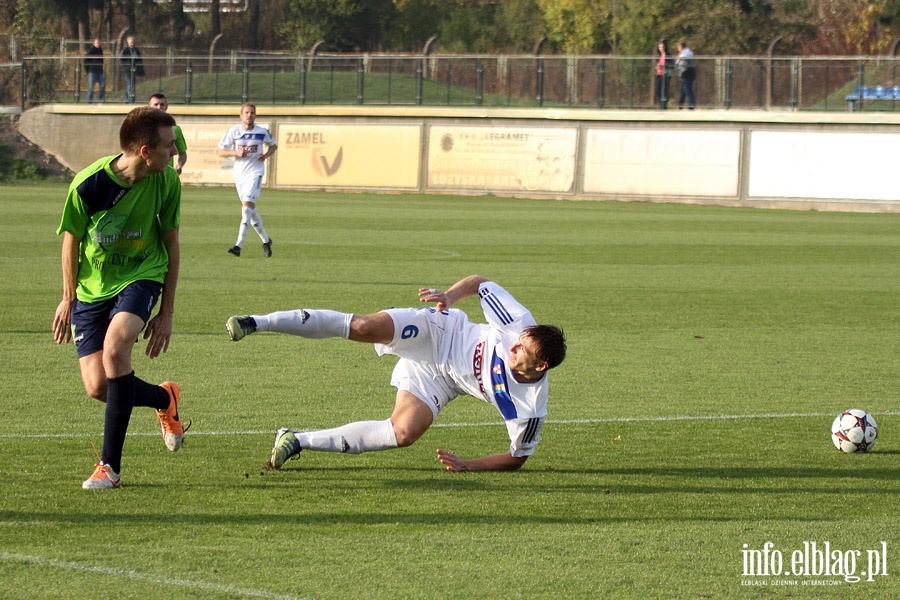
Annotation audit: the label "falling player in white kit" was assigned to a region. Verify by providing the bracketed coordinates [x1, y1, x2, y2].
[226, 275, 566, 471]
[217, 102, 277, 258]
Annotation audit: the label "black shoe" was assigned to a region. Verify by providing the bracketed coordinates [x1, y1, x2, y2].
[228, 246, 241, 257]
[262, 239, 272, 258]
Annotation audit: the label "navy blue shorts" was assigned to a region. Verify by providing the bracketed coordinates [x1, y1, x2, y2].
[71, 280, 163, 358]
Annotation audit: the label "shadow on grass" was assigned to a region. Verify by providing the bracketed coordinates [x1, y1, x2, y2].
[0, 508, 847, 527]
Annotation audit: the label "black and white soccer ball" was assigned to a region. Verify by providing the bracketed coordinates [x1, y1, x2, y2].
[831, 409, 878, 453]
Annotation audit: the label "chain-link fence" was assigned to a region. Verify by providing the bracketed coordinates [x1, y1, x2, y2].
[2, 53, 898, 112]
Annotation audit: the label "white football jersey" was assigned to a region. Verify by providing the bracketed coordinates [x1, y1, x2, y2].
[218, 124, 275, 182]
[448, 282, 549, 456]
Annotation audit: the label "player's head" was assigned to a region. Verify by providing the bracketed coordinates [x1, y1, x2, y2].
[120, 106, 176, 159]
[240, 103, 257, 129]
[523, 325, 566, 371]
[148, 93, 168, 111]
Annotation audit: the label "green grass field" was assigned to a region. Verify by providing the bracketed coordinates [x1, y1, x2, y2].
[1, 184, 898, 599]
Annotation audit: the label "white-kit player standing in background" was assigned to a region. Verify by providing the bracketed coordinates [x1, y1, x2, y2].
[218, 102, 278, 258]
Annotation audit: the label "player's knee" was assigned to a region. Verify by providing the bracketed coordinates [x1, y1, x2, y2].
[392, 426, 421, 448]
[83, 380, 107, 401]
[349, 313, 394, 344]
[391, 418, 429, 448]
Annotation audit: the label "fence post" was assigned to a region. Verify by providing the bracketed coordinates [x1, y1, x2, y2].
[242, 58, 249, 103]
[724, 58, 733, 109]
[20, 59, 26, 111]
[597, 58, 606, 108]
[74, 58, 81, 103]
[476, 58, 484, 106]
[856, 59, 865, 111]
[789, 58, 799, 109]
[357, 57, 364, 104]
[416, 59, 423, 105]
[766, 37, 782, 108]
[209, 33, 223, 74]
[299, 55, 307, 105]
[536, 57, 544, 107]
[185, 58, 193, 104]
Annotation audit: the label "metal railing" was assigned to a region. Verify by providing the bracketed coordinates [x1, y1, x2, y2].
[3, 53, 899, 112]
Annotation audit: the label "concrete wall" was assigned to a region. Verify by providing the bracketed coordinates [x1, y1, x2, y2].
[18, 104, 900, 212]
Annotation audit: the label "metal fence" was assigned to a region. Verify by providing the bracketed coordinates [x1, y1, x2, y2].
[3, 53, 899, 112]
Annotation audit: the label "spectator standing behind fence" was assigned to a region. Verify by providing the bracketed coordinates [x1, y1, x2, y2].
[654, 39, 673, 110]
[676, 41, 696, 109]
[120, 35, 144, 104]
[84, 38, 105, 104]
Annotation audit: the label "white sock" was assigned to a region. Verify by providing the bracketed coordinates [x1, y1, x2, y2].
[249, 207, 269, 243]
[236, 206, 253, 246]
[297, 419, 398, 454]
[254, 309, 352, 339]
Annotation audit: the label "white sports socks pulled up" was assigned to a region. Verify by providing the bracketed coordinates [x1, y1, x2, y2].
[254, 309, 352, 339]
[236, 206, 269, 246]
[296, 419, 398, 454]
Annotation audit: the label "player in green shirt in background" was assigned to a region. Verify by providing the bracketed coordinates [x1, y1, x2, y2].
[53, 106, 188, 489]
[149, 93, 187, 175]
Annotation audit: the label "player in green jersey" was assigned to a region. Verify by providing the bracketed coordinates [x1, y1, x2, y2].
[149, 93, 188, 175]
[53, 106, 188, 489]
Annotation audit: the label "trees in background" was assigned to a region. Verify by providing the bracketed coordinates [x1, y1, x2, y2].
[0, 0, 898, 56]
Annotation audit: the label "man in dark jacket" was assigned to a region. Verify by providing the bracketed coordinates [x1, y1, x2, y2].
[84, 38, 105, 104]
[120, 35, 144, 104]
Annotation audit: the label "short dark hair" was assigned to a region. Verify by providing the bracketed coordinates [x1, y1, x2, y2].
[524, 324, 567, 370]
[149, 92, 167, 102]
[119, 106, 176, 155]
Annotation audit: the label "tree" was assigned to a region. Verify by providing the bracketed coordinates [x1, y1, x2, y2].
[805, 0, 900, 54]
[385, 0, 445, 51]
[537, 0, 610, 54]
[211, 0, 221, 38]
[247, 0, 259, 49]
[278, 0, 398, 52]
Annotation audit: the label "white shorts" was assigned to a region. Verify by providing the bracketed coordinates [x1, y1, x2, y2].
[235, 175, 262, 204]
[374, 307, 467, 419]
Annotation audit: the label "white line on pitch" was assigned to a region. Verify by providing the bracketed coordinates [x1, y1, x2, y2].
[0, 552, 310, 600]
[3, 412, 888, 439]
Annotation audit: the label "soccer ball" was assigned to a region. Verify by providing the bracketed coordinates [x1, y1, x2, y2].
[831, 409, 878, 453]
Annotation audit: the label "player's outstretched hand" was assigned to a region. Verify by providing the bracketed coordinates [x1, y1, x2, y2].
[437, 448, 466, 472]
[419, 287, 450, 311]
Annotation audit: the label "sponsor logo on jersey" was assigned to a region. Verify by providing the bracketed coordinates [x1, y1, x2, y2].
[472, 340, 486, 395]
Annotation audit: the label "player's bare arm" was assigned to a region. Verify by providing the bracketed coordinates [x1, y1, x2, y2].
[418, 274, 488, 311]
[259, 143, 277, 162]
[437, 449, 528, 472]
[53, 231, 81, 345]
[175, 151, 187, 174]
[144, 227, 180, 358]
[218, 147, 242, 158]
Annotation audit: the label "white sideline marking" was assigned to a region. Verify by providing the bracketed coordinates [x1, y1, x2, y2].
[0, 552, 309, 600]
[2, 412, 887, 439]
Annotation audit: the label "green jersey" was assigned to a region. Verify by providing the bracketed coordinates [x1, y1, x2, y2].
[173, 124, 187, 166]
[57, 155, 181, 302]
